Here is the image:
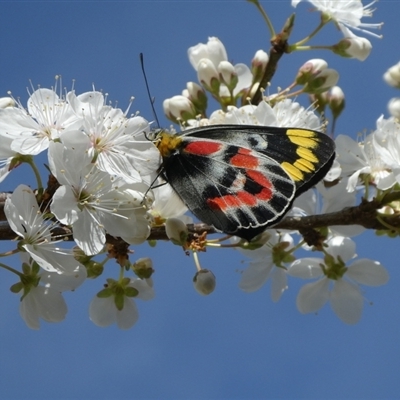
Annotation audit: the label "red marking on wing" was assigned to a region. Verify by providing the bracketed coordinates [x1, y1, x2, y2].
[246, 170, 273, 200]
[206, 169, 274, 211]
[184, 141, 223, 156]
[230, 148, 259, 169]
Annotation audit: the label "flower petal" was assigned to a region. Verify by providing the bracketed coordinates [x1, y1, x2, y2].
[270, 267, 288, 302]
[239, 260, 273, 292]
[330, 279, 363, 324]
[347, 259, 389, 286]
[288, 258, 324, 279]
[89, 296, 116, 327]
[116, 298, 139, 330]
[296, 278, 329, 314]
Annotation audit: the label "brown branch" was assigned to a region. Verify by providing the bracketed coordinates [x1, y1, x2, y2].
[0, 197, 393, 247]
[249, 14, 295, 105]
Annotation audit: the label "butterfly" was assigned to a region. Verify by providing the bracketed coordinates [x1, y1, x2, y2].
[154, 125, 335, 241]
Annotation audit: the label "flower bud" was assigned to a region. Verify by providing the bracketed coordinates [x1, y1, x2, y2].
[218, 61, 238, 92]
[185, 82, 208, 113]
[163, 95, 197, 123]
[328, 86, 345, 119]
[193, 269, 216, 295]
[197, 58, 221, 95]
[388, 98, 400, 119]
[251, 50, 269, 83]
[0, 97, 15, 108]
[165, 217, 189, 245]
[332, 35, 372, 61]
[303, 69, 339, 94]
[188, 37, 227, 71]
[132, 257, 154, 279]
[384, 62, 400, 88]
[295, 59, 328, 85]
[86, 260, 104, 279]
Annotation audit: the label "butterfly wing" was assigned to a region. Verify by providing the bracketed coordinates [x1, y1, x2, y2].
[183, 125, 335, 197]
[162, 137, 296, 240]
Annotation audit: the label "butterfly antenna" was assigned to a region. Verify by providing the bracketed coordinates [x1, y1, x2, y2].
[140, 53, 160, 128]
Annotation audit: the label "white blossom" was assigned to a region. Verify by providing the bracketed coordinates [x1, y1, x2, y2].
[5, 184, 86, 275]
[236, 231, 293, 301]
[288, 236, 389, 324]
[291, 0, 383, 38]
[0, 88, 81, 155]
[48, 141, 152, 255]
[89, 278, 154, 330]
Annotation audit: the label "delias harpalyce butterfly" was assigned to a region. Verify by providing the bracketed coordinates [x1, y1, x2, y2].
[154, 124, 335, 241]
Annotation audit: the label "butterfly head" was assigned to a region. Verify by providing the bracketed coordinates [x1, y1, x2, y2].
[152, 129, 183, 159]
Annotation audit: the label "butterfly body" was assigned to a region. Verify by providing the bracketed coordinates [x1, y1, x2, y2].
[155, 125, 335, 241]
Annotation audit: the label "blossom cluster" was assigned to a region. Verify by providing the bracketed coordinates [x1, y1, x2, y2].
[0, 0, 396, 329]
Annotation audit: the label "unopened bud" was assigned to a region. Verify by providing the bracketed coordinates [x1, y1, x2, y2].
[328, 86, 345, 118]
[218, 61, 238, 91]
[197, 58, 221, 95]
[384, 62, 400, 89]
[185, 82, 208, 113]
[132, 257, 154, 279]
[388, 98, 400, 119]
[165, 218, 189, 245]
[296, 59, 328, 85]
[163, 95, 197, 123]
[303, 68, 339, 94]
[332, 34, 372, 61]
[251, 50, 269, 83]
[193, 269, 216, 295]
[86, 260, 104, 279]
[188, 37, 228, 71]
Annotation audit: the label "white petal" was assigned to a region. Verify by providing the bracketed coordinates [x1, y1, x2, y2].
[116, 297, 139, 329]
[327, 236, 356, 262]
[72, 209, 106, 256]
[270, 267, 288, 302]
[89, 296, 116, 327]
[288, 258, 324, 279]
[239, 260, 273, 292]
[330, 279, 363, 324]
[25, 243, 84, 275]
[20, 286, 67, 329]
[296, 278, 329, 314]
[130, 279, 155, 301]
[4, 185, 41, 237]
[347, 259, 389, 286]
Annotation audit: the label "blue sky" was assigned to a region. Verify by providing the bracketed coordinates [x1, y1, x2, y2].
[1, 1, 400, 399]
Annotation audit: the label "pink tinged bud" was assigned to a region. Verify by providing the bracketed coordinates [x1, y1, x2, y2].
[296, 59, 328, 85]
[388, 98, 400, 119]
[188, 37, 228, 71]
[163, 96, 197, 123]
[185, 82, 208, 112]
[329, 86, 345, 118]
[384, 62, 400, 89]
[197, 58, 221, 95]
[165, 218, 188, 245]
[0, 97, 15, 108]
[193, 269, 216, 295]
[251, 50, 269, 83]
[218, 61, 238, 91]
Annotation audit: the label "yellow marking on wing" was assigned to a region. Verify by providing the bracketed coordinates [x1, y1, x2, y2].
[286, 129, 316, 138]
[294, 159, 315, 173]
[286, 129, 319, 148]
[281, 161, 304, 181]
[296, 147, 319, 163]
